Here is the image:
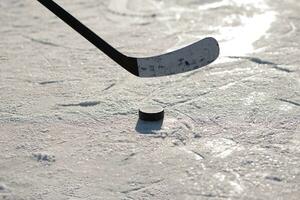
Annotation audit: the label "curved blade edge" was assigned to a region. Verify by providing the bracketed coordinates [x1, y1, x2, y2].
[137, 37, 220, 77]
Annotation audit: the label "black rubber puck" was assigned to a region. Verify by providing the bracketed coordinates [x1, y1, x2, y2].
[139, 105, 164, 121]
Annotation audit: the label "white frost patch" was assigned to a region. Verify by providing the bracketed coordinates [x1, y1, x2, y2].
[107, 0, 159, 24]
[229, 181, 244, 194]
[162, 118, 180, 131]
[108, 0, 158, 14]
[243, 95, 255, 106]
[197, 0, 231, 11]
[209, 67, 253, 76]
[219, 81, 238, 90]
[217, 148, 236, 159]
[278, 104, 293, 111]
[152, 117, 188, 135]
[242, 92, 266, 106]
[205, 138, 244, 158]
[181, 147, 204, 161]
[230, 172, 244, 195]
[213, 172, 244, 194]
[214, 172, 226, 182]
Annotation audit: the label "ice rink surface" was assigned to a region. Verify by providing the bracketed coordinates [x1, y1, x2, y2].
[0, 0, 299, 199]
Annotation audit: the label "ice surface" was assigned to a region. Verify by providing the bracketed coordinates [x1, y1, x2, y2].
[0, 0, 299, 199]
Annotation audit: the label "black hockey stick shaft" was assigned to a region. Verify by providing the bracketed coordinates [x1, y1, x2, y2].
[37, 0, 138, 75]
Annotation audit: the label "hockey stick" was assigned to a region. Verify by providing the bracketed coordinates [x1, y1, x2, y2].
[37, 0, 219, 77]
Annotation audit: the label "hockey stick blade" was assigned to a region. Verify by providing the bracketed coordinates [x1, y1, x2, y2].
[37, 0, 219, 77]
[137, 37, 219, 77]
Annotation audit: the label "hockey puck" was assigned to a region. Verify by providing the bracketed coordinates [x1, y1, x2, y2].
[139, 105, 164, 121]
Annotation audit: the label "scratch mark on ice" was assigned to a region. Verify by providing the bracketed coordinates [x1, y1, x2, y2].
[59, 101, 101, 107]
